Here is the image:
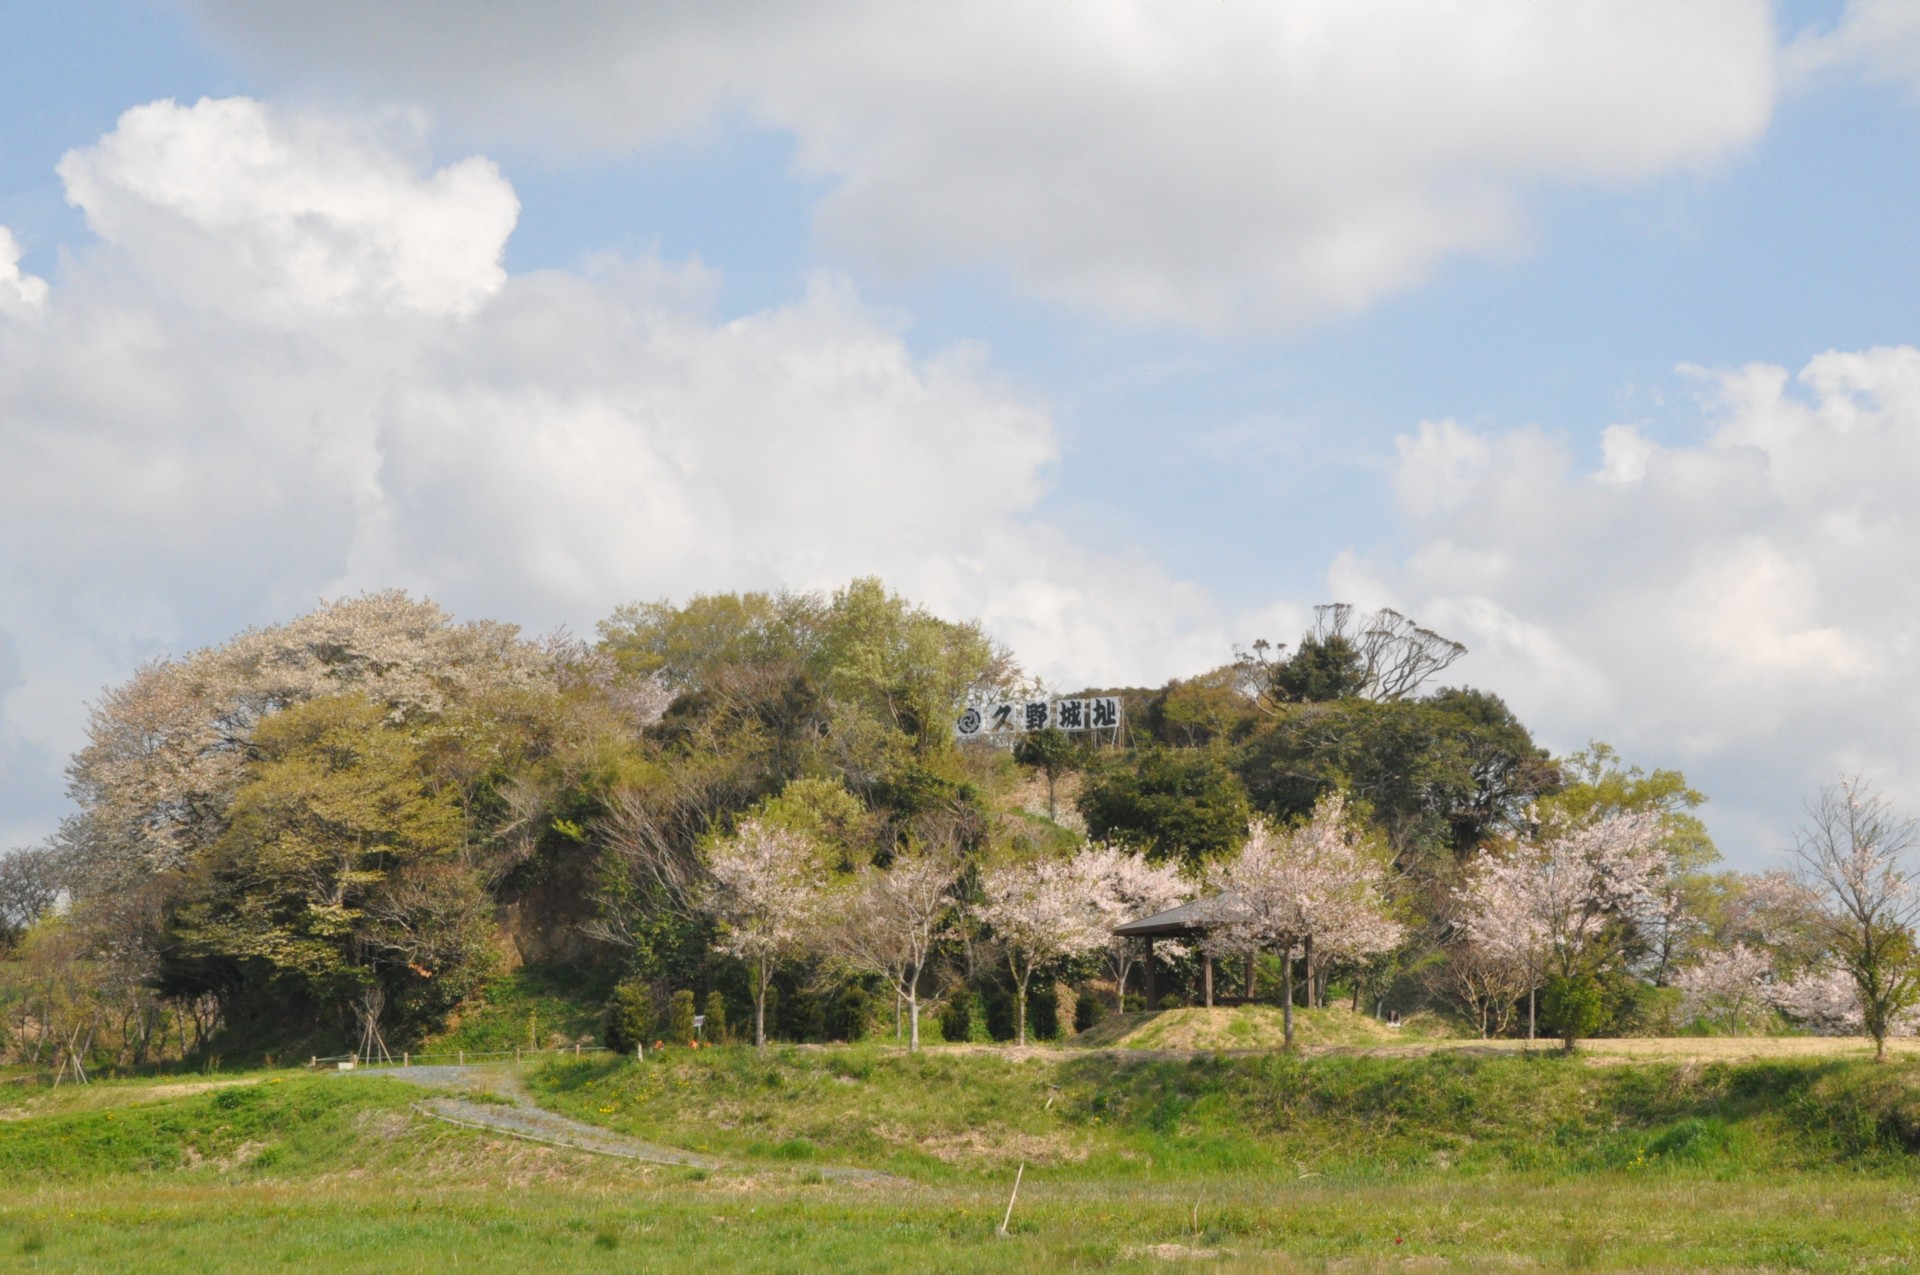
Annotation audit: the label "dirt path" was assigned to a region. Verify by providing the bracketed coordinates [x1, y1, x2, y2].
[359, 1064, 902, 1184]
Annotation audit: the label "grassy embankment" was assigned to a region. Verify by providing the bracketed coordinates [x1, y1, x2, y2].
[5, 1011, 1920, 1271]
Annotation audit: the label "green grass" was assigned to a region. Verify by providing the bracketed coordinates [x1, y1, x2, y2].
[528, 1043, 1920, 1182]
[0, 1073, 426, 1181]
[5, 1047, 1920, 1270]
[1087, 1004, 1450, 1050]
[425, 964, 613, 1055]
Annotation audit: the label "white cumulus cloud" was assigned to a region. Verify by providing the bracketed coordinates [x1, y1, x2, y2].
[56, 97, 517, 320]
[1348, 345, 1920, 864]
[0, 96, 1265, 849]
[188, 0, 1780, 331]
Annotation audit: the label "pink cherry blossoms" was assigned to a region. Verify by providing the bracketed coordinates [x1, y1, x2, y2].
[1458, 809, 1666, 1039]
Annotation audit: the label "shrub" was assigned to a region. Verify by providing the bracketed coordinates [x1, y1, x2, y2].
[939, 994, 972, 1044]
[668, 990, 697, 1045]
[984, 988, 1018, 1042]
[603, 980, 656, 1055]
[1543, 974, 1607, 1051]
[703, 990, 728, 1044]
[1075, 989, 1109, 1033]
[781, 987, 826, 1042]
[1030, 985, 1060, 1041]
[828, 986, 872, 1042]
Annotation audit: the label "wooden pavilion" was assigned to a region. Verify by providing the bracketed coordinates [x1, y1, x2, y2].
[1114, 894, 1254, 1009]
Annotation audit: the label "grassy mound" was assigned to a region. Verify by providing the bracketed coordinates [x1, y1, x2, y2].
[1077, 1004, 1447, 1050]
[0, 1073, 426, 1182]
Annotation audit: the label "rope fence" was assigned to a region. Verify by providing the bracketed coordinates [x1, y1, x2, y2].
[308, 1043, 630, 1070]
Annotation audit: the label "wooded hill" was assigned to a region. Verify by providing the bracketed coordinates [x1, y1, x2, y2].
[3, 579, 1844, 1069]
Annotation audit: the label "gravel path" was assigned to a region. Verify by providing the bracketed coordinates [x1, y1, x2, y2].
[344, 1063, 901, 1183]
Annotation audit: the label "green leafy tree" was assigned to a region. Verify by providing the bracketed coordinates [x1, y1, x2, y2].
[668, 989, 697, 1045]
[1078, 747, 1251, 866]
[1141, 666, 1261, 747]
[603, 979, 656, 1053]
[702, 989, 729, 1044]
[1013, 728, 1083, 821]
[1237, 692, 1552, 866]
[165, 695, 490, 1054]
[1266, 633, 1370, 703]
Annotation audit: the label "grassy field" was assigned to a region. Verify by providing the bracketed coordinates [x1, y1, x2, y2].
[5, 1024, 1920, 1271]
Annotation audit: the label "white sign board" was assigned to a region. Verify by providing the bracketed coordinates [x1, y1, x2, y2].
[954, 696, 1121, 739]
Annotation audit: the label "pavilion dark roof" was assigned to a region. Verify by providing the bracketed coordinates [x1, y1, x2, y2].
[1113, 893, 1234, 939]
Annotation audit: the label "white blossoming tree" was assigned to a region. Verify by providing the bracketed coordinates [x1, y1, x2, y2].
[1790, 777, 1920, 1060]
[1077, 844, 1190, 1011]
[1459, 809, 1665, 1050]
[828, 847, 959, 1051]
[1674, 943, 1772, 1034]
[1201, 793, 1401, 1046]
[977, 856, 1108, 1045]
[703, 819, 824, 1049]
[1765, 966, 1920, 1038]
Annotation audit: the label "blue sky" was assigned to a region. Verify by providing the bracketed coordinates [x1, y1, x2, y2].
[4, 1, 1920, 865]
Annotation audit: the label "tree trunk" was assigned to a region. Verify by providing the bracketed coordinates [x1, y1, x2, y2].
[1302, 934, 1314, 1009]
[1281, 942, 1295, 1046]
[755, 957, 770, 1049]
[1527, 984, 1536, 1043]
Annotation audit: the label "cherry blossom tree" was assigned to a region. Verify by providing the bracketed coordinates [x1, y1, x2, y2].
[1791, 777, 1920, 1060]
[1077, 844, 1190, 1011]
[1722, 870, 1828, 970]
[1200, 793, 1401, 1046]
[1459, 809, 1665, 1048]
[828, 847, 958, 1050]
[66, 591, 555, 888]
[1288, 794, 1404, 1006]
[977, 857, 1108, 1045]
[1434, 941, 1534, 1039]
[1770, 966, 1867, 1036]
[703, 819, 824, 1048]
[1674, 943, 1772, 1033]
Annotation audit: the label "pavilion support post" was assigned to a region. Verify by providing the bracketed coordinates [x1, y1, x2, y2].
[1203, 953, 1214, 1008]
[1244, 952, 1256, 1003]
[1144, 938, 1158, 1010]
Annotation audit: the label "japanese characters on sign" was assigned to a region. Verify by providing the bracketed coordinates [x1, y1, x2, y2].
[953, 696, 1122, 739]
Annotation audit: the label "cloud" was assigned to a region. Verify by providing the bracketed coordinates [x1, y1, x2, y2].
[56, 97, 517, 320]
[0, 96, 1262, 845]
[1348, 345, 1920, 862]
[0, 228, 47, 317]
[1788, 0, 1920, 95]
[188, 0, 1779, 331]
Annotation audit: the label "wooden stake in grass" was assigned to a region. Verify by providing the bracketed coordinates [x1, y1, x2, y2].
[997, 1162, 1025, 1238]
